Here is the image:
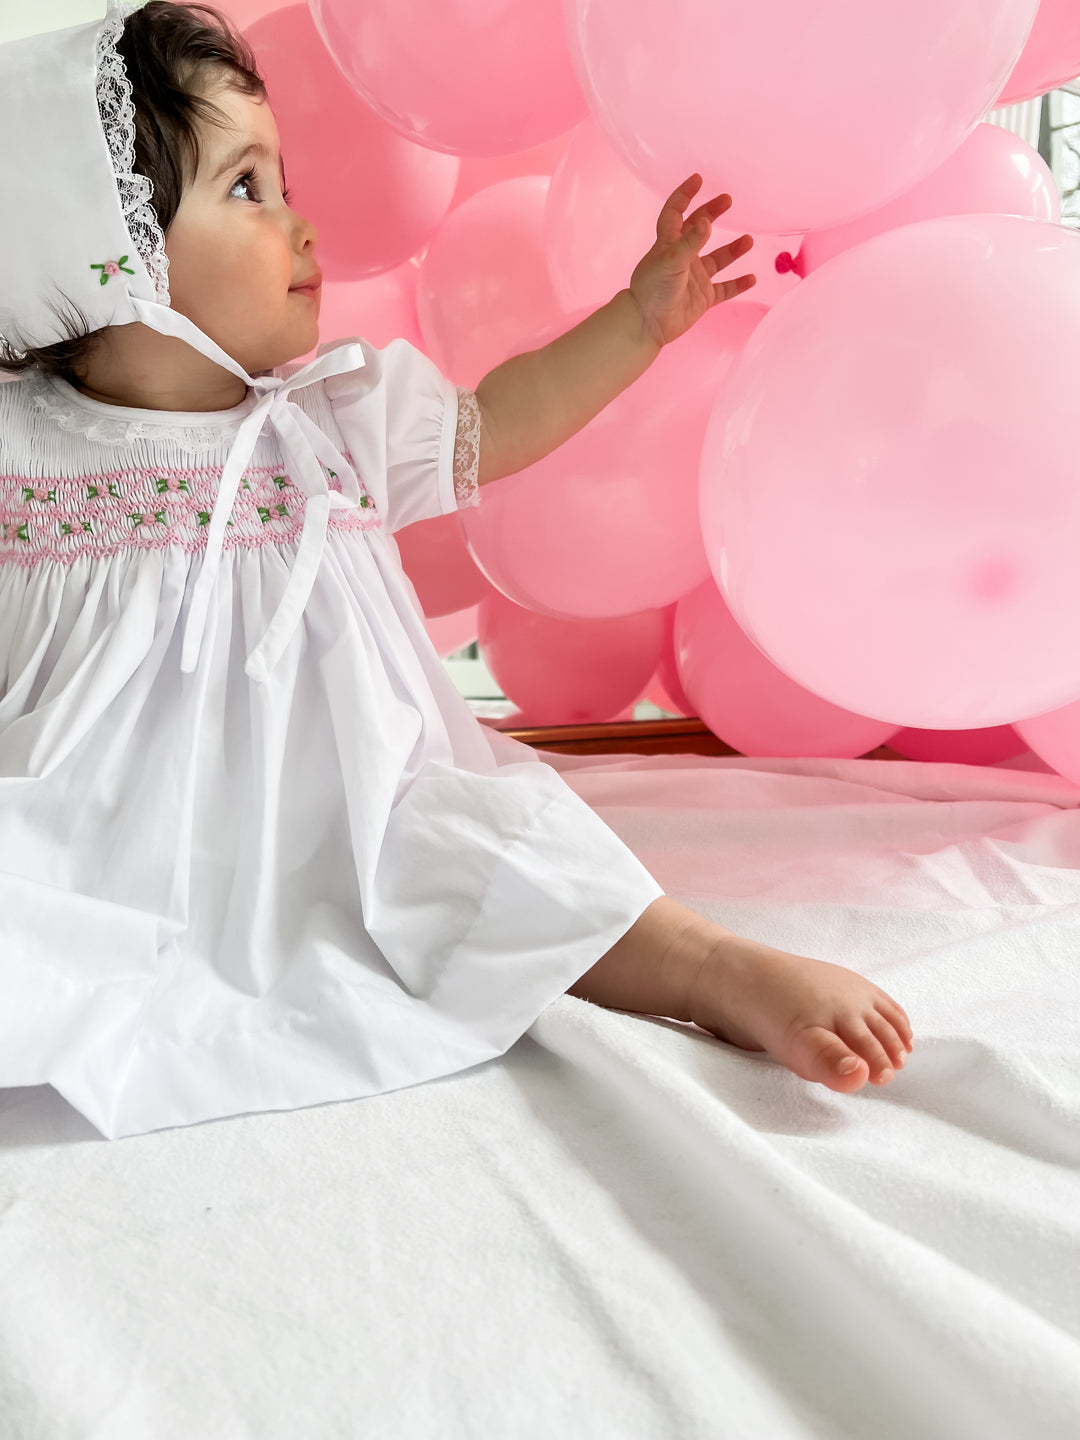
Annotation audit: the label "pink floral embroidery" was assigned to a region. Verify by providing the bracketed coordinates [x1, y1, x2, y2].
[0, 453, 379, 566]
[90, 256, 136, 285]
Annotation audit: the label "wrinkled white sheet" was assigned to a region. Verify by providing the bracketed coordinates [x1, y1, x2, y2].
[0, 750, 1077, 1440]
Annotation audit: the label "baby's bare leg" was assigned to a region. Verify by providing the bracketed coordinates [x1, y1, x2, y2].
[568, 896, 913, 1093]
[568, 896, 711, 1022]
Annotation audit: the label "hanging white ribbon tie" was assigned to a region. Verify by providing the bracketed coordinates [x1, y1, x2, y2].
[179, 342, 369, 685]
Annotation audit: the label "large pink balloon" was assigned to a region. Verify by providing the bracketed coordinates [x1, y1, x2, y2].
[795, 123, 1059, 275]
[453, 134, 572, 210]
[699, 213, 1080, 733]
[886, 726, 1027, 765]
[543, 117, 799, 314]
[645, 675, 693, 720]
[308, 0, 588, 157]
[246, 5, 459, 278]
[542, 118, 659, 312]
[565, 0, 1040, 235]
[415, 177, 567, 387]
[996, 0, 1080, 105]
[220, 0, 286, 25]
[1014, 699, 1080, 786]
[318, 259, 425, 352]
[649, 605, 695, 718]
[478, 592, 666, 726]
[462, 302, 768, 620]
[395, 514, 494, 620]
[423, 607, 483, 660]
[675, 582, 898, 759]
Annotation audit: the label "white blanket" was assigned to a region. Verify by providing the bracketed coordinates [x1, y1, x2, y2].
[0, 751, 1077, 1439]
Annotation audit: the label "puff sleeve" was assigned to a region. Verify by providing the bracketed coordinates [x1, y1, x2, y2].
[320, 335, 481, 535]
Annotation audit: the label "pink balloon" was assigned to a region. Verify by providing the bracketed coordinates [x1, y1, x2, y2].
[478, 591, 666, 726]
[395, 514, 494, 620]
[453, 133, 572, 209]
[1014, 698, 1080, 785]
[649, 606, 695, 718]
[317, 259, 425, 352]
[699, 213, 1080, 732]
[544, 117, 799, 313]
[887, 726, 1027, 765]
[423, 606, 482, 660]
[290, 260, 426, 375]
[245, 5, 459, 279]
[675, 582, 897, 759]
[996, 0, 1080, 105]
[542, 118, 664, 313]
[308, 0, 588, 157]
[415, 177, 568, 387]
[644, 676, 692, 719]
[461, 301, 768, 620]
[795, 123, 1059, 275]
[220, 0, 286, 25]
[565, 0, 1041, 235]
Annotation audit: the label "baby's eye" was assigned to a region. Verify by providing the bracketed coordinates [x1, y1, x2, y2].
[231, 168, 261, 203]
[231, 170, 259, 204]
[230, 167, 293, 207]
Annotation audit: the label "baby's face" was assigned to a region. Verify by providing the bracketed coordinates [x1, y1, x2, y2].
[164, 84, 320, 375]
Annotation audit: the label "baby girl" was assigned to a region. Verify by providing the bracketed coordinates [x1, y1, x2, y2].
[0, 1, 911, 1135]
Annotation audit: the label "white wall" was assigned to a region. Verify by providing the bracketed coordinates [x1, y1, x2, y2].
[0, 0, 105, 45]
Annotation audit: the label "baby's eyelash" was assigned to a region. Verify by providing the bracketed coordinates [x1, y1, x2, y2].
[234, 166, 294, 207]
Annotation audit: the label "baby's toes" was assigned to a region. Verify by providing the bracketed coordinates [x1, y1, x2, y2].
[783, 1024, 871, 1093]
[836, 1015, 897, 1085]
[865, 1007, 909, 1072]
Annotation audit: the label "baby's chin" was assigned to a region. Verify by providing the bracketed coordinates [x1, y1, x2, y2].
[239, 335, 321, 376]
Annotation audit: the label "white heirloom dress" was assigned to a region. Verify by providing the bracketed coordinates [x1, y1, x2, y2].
[0, 336, 665, 1140]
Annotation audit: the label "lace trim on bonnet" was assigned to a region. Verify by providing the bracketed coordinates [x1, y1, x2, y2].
[101, 0, 171, 306]
[0, 0, 167, 361]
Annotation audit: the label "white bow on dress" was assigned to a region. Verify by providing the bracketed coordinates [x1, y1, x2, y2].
[178, 342, 370, 684]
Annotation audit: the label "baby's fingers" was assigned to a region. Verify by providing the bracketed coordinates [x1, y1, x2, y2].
[702, 233, 754, 277]
[655, 174, 703, 245]
[659, 175, 732, 245]
[710, 273, 756, 306]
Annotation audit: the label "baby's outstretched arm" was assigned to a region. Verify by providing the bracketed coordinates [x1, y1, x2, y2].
[473, 287, 662, 486]
[570, 897, 914, 1095]
[474, 174, 755, 487]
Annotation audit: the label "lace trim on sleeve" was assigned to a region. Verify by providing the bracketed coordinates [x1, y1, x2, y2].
[453, 386, 482, 509]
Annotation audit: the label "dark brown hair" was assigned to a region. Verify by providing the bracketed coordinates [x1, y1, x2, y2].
[0, 2, 267, 384]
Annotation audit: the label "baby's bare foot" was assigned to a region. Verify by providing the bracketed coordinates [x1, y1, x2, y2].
[688, 929, 913, 1093]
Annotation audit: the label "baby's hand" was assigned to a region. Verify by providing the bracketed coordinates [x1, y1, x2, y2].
[629, 174, 756, 349]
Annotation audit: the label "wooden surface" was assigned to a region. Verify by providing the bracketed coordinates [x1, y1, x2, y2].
[496, 716, 904, 760]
